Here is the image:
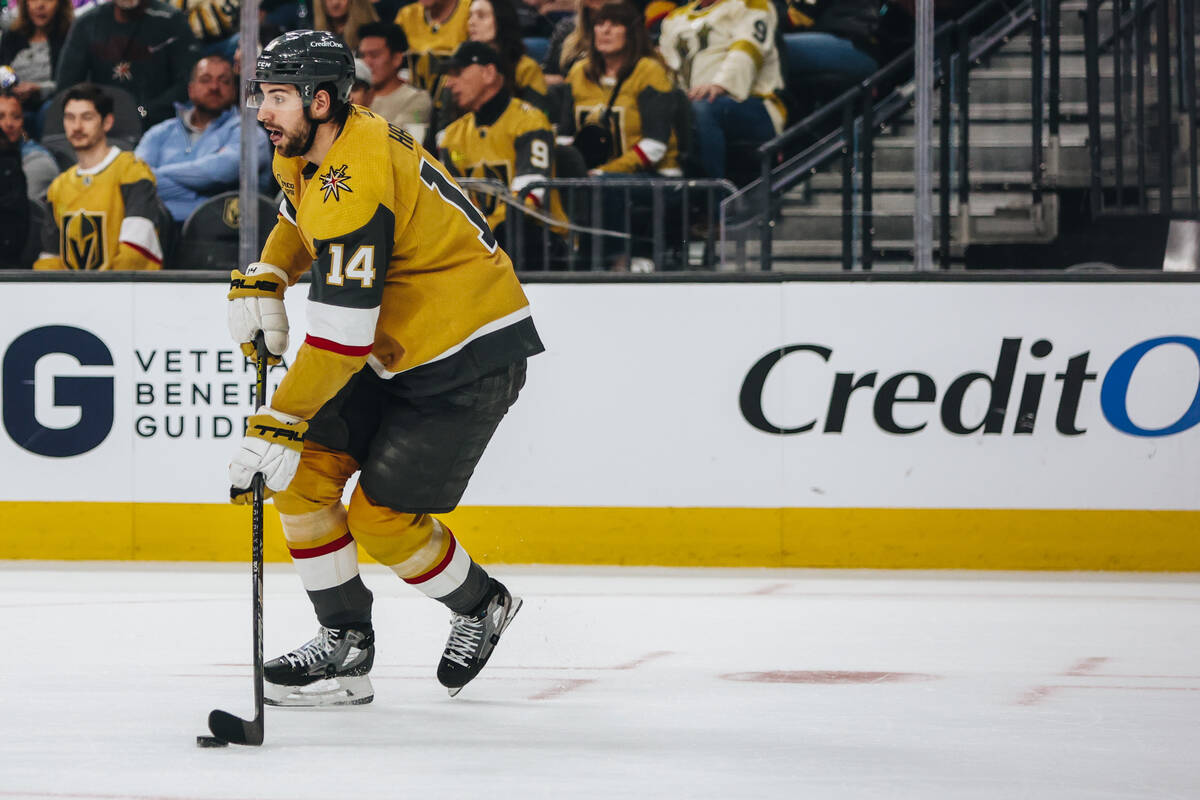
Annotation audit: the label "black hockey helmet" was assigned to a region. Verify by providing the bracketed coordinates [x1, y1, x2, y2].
[249, 30, 356, 108]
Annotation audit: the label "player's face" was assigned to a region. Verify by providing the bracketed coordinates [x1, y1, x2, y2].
[188, 57, 237, 115]
[0, 97, 23, 145]
[593, 19, 627, 55]
[358, 36, 402, 88]
[254, 84, 310, 157]
[24, 0, 56, 30]
[445, 64, 491, 112]
[63, 99, 110, 151]
[468, 0, 496, 44]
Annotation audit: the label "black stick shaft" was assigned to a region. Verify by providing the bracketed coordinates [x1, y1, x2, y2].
[206, 332, 268, 747]
[250, 333, 266, 731]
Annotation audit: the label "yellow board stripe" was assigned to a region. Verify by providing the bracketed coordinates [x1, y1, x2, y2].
[1, 503, 1198, 571]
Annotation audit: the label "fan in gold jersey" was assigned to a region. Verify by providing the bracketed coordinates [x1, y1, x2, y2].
[228, 29, 543, 707]
[439, 40, 566, 269]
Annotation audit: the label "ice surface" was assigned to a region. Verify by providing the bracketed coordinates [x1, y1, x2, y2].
[1, 563, 1199, 799]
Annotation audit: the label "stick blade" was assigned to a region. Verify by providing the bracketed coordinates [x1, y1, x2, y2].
[208, 708, 264, 746]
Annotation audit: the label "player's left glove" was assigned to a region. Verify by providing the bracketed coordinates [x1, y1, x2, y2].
[229, 407, 308, 504]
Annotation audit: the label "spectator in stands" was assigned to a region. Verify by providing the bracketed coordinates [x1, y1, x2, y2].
[659, 0, 786, 180]
[541, 0, 606, 84]
[471, 0, 548, 106]
[55, 0, 201, 128]
[781, 0, 881, 115]
[166, 0, 240, 51]
[356, 21, 432, 141]
[515, 0, 557, 38]
[315, 0, 379, 50]
[0, 87, 57, 198]
[0, 0, 73, 113]
[0, 91, 33, 266]
[35, 83, 165, 270]
[349, 77, 373, 105]
[135, 55, 271, 224]
[396, 0, 471, 91]
[434, 0, 549, 133]
[439, 40, 564, 267]
[566, 1, 678, 175]
[564, 1, 679, 270]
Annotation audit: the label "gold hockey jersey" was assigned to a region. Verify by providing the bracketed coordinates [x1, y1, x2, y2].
[659, 0, 786, 131]
[566, 57, 681, 175]
[261, 105, 543, 421]
[34, 147, 164, 271]
[397, 0, 470, 91]
[437, 91, 564, 232]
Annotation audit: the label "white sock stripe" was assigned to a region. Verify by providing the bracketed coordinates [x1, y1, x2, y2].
[290, 537, 360, 592]
[407, 541, 472, 600]
[387, 519, 448, 578]
[279, 505, 348, 544]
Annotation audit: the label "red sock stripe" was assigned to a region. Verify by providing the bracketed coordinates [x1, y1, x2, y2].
[633, 143, 651, 168]
[404, 535, 457, 585]
[305, 334, 374, 357]
[290, 532, 354, 559]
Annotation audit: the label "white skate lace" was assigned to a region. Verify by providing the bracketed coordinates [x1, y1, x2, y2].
[443, 613, 485, 668]
[283, 627, 339, 669]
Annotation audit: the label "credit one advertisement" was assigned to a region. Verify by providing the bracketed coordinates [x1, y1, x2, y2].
[0, 281, 1197, 510]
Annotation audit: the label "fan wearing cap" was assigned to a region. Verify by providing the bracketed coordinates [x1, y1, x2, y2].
[437, 40, 564, 262]
[228, 29, 543, 707]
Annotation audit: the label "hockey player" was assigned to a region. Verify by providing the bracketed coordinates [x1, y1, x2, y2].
[227, 29, 543, 705]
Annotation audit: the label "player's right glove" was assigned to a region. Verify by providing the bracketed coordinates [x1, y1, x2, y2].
[228, 262, 289, 365]
[229, 407, 308, 504]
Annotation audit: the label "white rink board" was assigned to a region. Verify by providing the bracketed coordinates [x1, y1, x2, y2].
[0, 281, 1198, 509]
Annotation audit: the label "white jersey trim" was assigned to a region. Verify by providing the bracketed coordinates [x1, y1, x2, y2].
[118, 215, 163, 261]
[307, 300, 380, 349]
[75, 146, 121, 176]
[368, 305, 532, 379]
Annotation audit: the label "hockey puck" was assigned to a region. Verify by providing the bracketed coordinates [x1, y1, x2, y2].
[196, 735, 228, 748]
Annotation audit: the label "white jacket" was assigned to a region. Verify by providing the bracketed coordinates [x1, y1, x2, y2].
[659, 0, 786, 131]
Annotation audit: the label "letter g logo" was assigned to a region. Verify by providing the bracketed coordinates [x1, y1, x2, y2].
[2, 326, 114, 457]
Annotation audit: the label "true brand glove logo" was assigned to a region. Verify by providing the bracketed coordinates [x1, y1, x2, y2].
[2, 325, 114, 457]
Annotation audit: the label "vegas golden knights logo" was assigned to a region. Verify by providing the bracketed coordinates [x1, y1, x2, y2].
[61, 211, 106, 271]
[466, 161, 510, 216]
[222, 196, 240, 229]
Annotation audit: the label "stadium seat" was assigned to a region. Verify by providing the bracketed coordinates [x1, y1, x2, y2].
[40, 86, 145, 170]
[174, 191, 278, 270]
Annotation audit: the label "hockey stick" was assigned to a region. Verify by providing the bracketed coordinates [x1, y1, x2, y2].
[207, 332, 268, 746]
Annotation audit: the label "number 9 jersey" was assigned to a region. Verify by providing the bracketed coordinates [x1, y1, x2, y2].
[260, 105, 545, 422]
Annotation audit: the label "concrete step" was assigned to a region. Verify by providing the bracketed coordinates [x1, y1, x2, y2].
[773, 193, 1056, 244]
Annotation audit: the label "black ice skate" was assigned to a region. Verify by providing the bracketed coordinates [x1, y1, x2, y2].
[437, 580, 522, 697]
[264, 625, 375, 707]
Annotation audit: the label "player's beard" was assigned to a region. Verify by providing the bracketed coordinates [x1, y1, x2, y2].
[263, 118, 313, 158]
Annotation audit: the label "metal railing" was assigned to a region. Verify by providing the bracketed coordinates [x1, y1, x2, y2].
[720, 0, 1049, 271]
[460, 177, 739, 271]
[1084, 0, 1198, 215]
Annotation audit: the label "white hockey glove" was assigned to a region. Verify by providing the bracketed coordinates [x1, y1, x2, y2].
[229, 407, 308, 504]
[228, 263, 290, 365]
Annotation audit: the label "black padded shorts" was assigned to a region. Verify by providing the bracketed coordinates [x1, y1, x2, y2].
[305, 359, 527, 514]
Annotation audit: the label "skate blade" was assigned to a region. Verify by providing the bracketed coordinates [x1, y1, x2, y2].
[265, 675, 374, 707]
[446, 596, 523, 698]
